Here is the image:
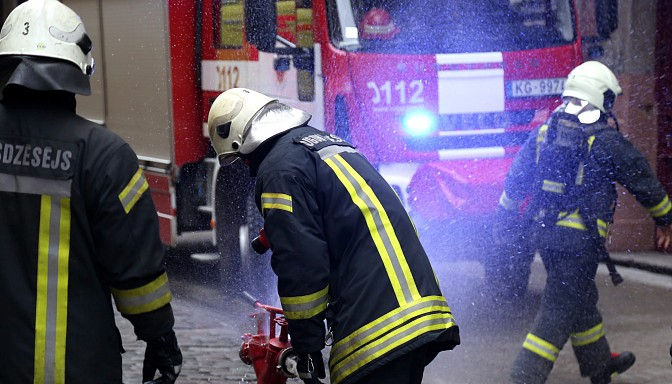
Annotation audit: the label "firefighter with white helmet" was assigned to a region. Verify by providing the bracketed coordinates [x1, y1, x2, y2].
[209, 88, 460, 384]
[0, 1, 181, 383]
[495, 61, 672, 384]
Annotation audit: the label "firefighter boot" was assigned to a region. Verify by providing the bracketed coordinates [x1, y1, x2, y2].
[590, 351, 636, 384]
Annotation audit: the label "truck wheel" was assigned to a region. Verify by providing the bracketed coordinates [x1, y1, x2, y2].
[215, 161, 275, 299]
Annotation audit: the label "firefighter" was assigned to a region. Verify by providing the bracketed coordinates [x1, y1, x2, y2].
[207, 88, 460, 384]
[0, 1, 182, 383]
[359, 7, 399, 40]
[495, 61, 672, 384]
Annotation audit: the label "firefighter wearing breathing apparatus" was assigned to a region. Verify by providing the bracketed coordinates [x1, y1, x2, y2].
[0, 1, 182, 383]
[495, 61, 672, 384]
[208, 88, 460, 384]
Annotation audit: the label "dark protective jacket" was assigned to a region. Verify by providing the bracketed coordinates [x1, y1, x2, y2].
[253, 125, 460, 384]
[0, 88, 175, 384]
[499, 110, 672, 254]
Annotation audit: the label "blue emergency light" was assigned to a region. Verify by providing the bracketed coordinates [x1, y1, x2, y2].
[402, 109, 437, 137]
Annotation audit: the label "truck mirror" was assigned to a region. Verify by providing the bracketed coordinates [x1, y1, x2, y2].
[595, 0, 618, 40]
[244, 0, 277, 52]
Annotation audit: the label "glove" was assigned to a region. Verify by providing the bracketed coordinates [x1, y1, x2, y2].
[492, 207, 523, 245]
[142, 330, 182, 384]
[296, 352, 326, 384]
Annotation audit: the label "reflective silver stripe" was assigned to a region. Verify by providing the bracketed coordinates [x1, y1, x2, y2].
[330, 305, 454, 384]
[649, 196, 672, 218]
[35, 195, 71, 383]
[280, 285, 329, 320]
[0, 173, 71, 197]
[522, 333, 559, 362]
[571, 323, 605, 347]
[330, 297, 451, 364]
[325, 154, 419, 305]
[261, 193, 293, 213]
[111, 272, 172, 315]
[118, 167, 149, 213]
[542, 180, 565, 194]
[316, 145, 358, 160]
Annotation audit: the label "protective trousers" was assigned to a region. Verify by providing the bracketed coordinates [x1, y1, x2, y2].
[510, 250, 611, 384]
[353, 344, 432, 384]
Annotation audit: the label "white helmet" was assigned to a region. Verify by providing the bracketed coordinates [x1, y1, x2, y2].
[562, 61, 622, 113]
[0, 0, 95, 76]
[208, 88, 311, 165]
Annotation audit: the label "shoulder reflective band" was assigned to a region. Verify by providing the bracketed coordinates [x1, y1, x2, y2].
[35, 195, 71, 384]
[316, 145, 358, 160]
[571, 323, 605, 347]
[110, 272, 172, 315]
[0, 173, 71, 197]
[280, 285, 329, 320]
[329, 296, 455, 384]
[324, 154, 420, 306]
[118, 167, 149, 214]
[648, 195, 672, 218]
[261, 193, 293, 213]
[523, 333, 560, 363]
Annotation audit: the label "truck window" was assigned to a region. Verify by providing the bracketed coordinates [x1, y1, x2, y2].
[329, 0, 575, 54]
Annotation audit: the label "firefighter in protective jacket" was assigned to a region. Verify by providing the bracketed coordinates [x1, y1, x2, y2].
[208, 88, 460, 384]
[0, 1, 181, 383]
[495, 61, 672, 384]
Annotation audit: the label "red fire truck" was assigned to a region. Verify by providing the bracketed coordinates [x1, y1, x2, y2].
[63, 0, 617, 293]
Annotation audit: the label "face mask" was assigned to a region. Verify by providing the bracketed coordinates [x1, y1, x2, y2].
[564, 98, 601, 124]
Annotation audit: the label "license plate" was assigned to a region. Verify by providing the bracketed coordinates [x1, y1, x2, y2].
[508, 78, 565, 97]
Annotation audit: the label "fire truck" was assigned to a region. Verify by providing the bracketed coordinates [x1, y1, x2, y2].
[61, 0, 617, 294]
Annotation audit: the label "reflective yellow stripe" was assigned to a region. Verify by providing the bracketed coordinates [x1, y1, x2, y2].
[556, 210, 586, 231]
[648, 195, 672, 218]
[329, 296, 454, 384]
[571, 323, 605, 347]
[35, 195, 70, 384]
[261, 192, 293, 213]
[325, 154, 420, 305]
[118, 167, 149, 214]
[542, 180, 565, 194]
[587, 135, 596, 151]
[575, 135, 596, 186]
[280, 285, 329, 320]
[111, 272, 172, 315]
[498, 191, 519, 211]
[556, 211, 609, 237]
[597, 219, 609, 238]
[523, 333, 559, 362]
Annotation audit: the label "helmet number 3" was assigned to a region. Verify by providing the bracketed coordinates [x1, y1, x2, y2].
[23, 22, 29, 35]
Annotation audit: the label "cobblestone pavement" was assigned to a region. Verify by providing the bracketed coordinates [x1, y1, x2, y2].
[117, 294, 262, 384]
[115, 251, 672, 384]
